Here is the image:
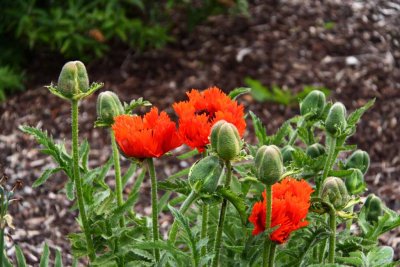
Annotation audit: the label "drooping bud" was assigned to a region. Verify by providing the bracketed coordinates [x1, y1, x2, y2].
[96, 91, 124, 126]
[255, 145, 283, 185]
[320, 177, 349, 209]
[325, 102, 347, 137]
[210, 120, 242, 161]
[188, 155, 222, 194]
[345, 169, 366, 195]
[306, 143, 326, 158]
[345, 150, 370, 174]
[362, 194, 383, 223]
[281, 145, 295, 164]
[57, 61, 89, 98]
[300, 90, 326, 119]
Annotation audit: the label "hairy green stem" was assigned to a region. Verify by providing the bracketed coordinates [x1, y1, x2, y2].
[110, 130, 125, 227]
[319, 135, 337, 192]
[71, 100, 95, 261]
[268, 242, 277, 267]
[200, 204, 209, 258]
[211, 160, 232, 267]
[328, 204, 336, 263]
[263, 184, 273, 267]
[168, 190, 198, 243]
[147, 158, 160, 262]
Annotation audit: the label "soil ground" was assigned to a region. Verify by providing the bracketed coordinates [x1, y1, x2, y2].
[1, 0, 399, 265]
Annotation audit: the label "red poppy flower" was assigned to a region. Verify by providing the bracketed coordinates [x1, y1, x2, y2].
[173, 87, 246, 152]
[248, 177, 313, 244]
[112, 107, 182, 159]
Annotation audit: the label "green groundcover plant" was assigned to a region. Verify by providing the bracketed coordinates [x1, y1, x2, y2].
[3, 61, 398, 266]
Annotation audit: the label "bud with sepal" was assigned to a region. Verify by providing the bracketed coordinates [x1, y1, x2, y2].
[306, 143, 326, 158]
[300, 90, 326, 119]
[325, 102, 347, 137]
[345, 150, 370, 175]
[96, 91, 124, 127]
[345, 169, 366, 195]
[320, 177, 350, 209]
[210, 120, 242, 161]
[188, 155, 222, 194]
[255, 145, 283, 185]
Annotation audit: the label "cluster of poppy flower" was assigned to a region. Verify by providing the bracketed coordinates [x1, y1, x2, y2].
[112, 86, 312, 243]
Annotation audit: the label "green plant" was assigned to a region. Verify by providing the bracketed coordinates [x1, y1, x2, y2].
[0, 66, 24, 101]
[244, 77, 330, 106]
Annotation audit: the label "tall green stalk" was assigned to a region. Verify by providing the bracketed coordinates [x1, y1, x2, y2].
[268, 243, 277, 267]
[71, 100, 95, 261]
[110, 130, 125, 227]
[168, 190, 198, 243]
[147, 158, 160, 262]
[262, 184, 273, 267]
[319, 135, 337, 193]
[211, 160, 232, 267]
[327, 203, 336, 263]
[200, 204, 209, 258]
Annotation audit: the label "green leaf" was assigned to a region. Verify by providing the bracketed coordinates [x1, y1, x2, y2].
[33, 167, 63, 188]
[110, 190, 139, 222]
[158, 192, 171, 212]
[124, 240, 188, 260]
[2, 251, 12, 267]
[167, 168, 190, 181]
[347, 99, 375, 127]
[39, 243, 50, 267]
[217, 187, 247, 224]
[249, 111, 267, 145]
[366, 246, 394, 266]
[271, 121, 290, 146]
[122, 163, 137, 187]
[177, 149, 198, 160]
[15, 245, 27, 267]
[79, 139, 90, 172]
[65, 180, 75, 200]
[55, 249, 63, 267]
[228, 87, 251, 100]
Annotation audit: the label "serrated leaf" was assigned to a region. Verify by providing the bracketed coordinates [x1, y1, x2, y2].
[228, 87, 251, 100]
[79, 139, 90, 172]
[249, 111, 267, 145]
[65, 180, 75, 200]
[110, 190, 139, 222]
[217, 187, 247, 224]
[15, 245, 27, 267]
[33, 167, 63, 187]
[55, 249, 63, 267]
[271, 121, 290, 146]
[347, 99, 375, 126]
[39, 243, 50, 267]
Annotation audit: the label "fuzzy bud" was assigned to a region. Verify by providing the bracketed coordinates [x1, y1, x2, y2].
[96, 91, 124, 126]
[362, 194, 383, 223]
[188, 155, 222, 194]
[300, 90, 326, 119]
[320, 177, 349, 209]
[345, 150, 370, 174]
[306, 143, 326, 158]
[325, 102, 347, 137]
[281, 145, 295, 164]
[57, 61, 89, 98]
[345, 169, 366, 195]
[210, 120, 242, 161]
[255, 145, 283, 185]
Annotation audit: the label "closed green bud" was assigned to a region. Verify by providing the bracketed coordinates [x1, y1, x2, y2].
[57, 61, 89, 98]
[325, 102, 347, 136]
[210, 120, 242, 161]
[306, 143, 326, 158]
[362, 194, 383, 223]
[345, 169, 366, 195]
[281, 145, 295, 163]
[255, 145, 283, 185]
[96, 91, 124, 126]
[345, 150, 370, 174]
[320, 177, 349, 209]
[188, 155, 222, 194]
[300, 90, 326, 119]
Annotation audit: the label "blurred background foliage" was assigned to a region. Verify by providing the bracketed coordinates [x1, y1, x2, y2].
[0, 0, 248, 101]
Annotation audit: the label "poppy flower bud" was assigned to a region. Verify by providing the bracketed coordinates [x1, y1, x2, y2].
[345, 169, 365, 195]
[362, 194, 383, 223]
[300, 90, 326, 119]
[96, 91, 124, 126]
[255, 145, 283, 185]
[345, 150, 370, 175]
[306, 143, 326, 158]
[281, 145, 295, 163]
[325, 102, 347, 137]
[320, 177, 349, 209]
[188, 155, 222, 194]
[57, 61, 89, 98]
[210, 120, 242, 161]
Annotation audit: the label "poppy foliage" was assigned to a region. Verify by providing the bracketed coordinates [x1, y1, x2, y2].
[173, 87, 246, 152]
[112, 107, 182, 159]
[249, 177, 313, 244]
